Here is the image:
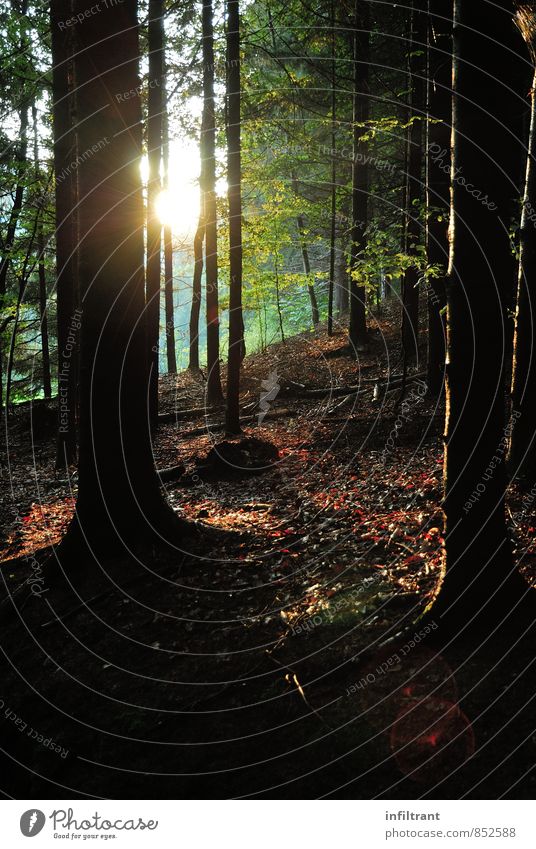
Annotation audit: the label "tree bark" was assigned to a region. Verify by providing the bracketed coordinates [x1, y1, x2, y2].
[425, 0, 449, 395]
[0, 0, 30, 411]
[146, 0, 164, 421]
[0, 106, 28, 411]
[401, 0, 426, 364]
[335, 247, 349, 314]
[162, 100, 176, 374]
[51, 0, 78, 466]
[290, 173, 320, 327]
[65, 0, 182, 549]
[296, 211, 320, 327]
[5, 217, 39, 409]
[348, 0, 369, 353]
[37, 226, 51, 400]
[225, 0, 244, 433]
[32, 103, 51, 399]
[509, 4, 536, 483]
[0, 111, 28, 303]
[429, 0, 531, 627]
[202, 0, 223, 403]
[328, 0, 337, 336]
[189, 209, 205, 371]
[398, 60, 410, 305]
[274, 253, 285, 343]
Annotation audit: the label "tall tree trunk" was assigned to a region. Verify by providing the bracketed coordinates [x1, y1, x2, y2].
[189, 207, 205, 372]
[428, 0, 531, 628]
[0, 120, 27, 303]
[32, 103, 51, 399]
[509, 3, 536, 483]
[348, 0, 369, 353]
[37, 228, 51, 400]
[0, 107, 28, 410]
[51, 0, 78, 466]
[290, 173, 320, 326]
[163, 229, 175, 374]
[146, 0, 164, 421]
[202, 0, 223, 403]
[274, 253, 285, 342]
[225, 0, 244, 433]
[65, 0, 182, 549]
[5, 218, 39, 409]
[425, 0, 449, 395]
[398, 74, 410, 304]
[0, 0, 29, 410]
[327, 0, 337, 336]
[189, 111, 207, 373]
[162, 107, 177, 374]
[401, 0, 426, 364]
[335, 238, 349, 314]
[297, 224, 320, 327]
[296, 215, 320, 327]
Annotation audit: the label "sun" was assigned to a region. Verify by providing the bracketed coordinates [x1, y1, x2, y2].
[141, 139, 201, 237]
[155, 184, 199, 237]
[156, 139, 201, 237]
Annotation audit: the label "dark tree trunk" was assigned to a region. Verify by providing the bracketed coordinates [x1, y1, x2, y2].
[425, 0, 449, 395]
[401, 0, 426, 364]
[189, 210, 205, 372]
[348, 0, 369, 353]
[202, 0, 223, 403]
[335, 246, 349, 314]
[290, 173, 320, 327]
[225, 0, 244, 433]
[274, 254, 285, 342]
[33, 103, 51, 399]
[146, 0, 164, 421]
[398, 77, 410, 304]
[37, 227, 51, 400]
[296, 213, 320, 327]
[163, 225, 175, 374]
[162, 108, 177, 374]
[429, 0, 531, 627]
[0, 106, 28, 411]
[0, 122, 27, 306]
[51, 0, 78, 466]
[6, 222, 39, 409]
[189, 109, 206, 373]
[509, 4, 536, 482]
[65, 0, 182, 549]
[327, 0, 337, 336]
[0, 1, 29, 410]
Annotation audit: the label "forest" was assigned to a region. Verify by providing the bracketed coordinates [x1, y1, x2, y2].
[1, 0, 536, 801]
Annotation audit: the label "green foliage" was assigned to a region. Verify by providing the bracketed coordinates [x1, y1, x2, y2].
[1, 0, 436, 402]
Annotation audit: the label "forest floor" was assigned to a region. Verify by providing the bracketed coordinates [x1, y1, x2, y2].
[1, 302, 536, 799]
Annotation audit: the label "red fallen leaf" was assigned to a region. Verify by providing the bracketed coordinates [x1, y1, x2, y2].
[403, 554, 424, 565]
[362, 532, 382, 542]
[422, 528, 441, 540]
